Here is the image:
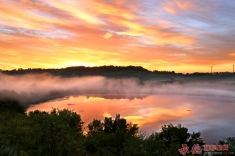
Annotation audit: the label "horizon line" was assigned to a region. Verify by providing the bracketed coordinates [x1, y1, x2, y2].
[0, 65, 234, 74]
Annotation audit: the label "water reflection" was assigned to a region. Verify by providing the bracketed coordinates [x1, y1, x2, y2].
[27, 94, 235, 143]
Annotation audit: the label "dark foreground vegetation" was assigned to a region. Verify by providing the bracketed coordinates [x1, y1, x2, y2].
[1, 66, 235, 82]
[0, 99, 234, 156]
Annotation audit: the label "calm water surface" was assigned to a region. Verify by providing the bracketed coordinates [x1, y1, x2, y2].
[27, 94, 235, 143]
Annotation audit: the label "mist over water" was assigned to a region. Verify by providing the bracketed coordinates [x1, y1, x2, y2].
[0, 73, 235, 106]
[1, 73, 235, 143]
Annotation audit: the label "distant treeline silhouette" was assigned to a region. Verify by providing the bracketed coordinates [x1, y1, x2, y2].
[1, 65, 234, 82]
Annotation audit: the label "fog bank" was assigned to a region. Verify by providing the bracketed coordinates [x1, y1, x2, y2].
[0, 73, 235, 107]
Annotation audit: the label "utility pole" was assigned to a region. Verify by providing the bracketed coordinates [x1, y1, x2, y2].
[210, 66, 213, 74]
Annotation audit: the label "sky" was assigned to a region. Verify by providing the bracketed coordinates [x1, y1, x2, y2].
[0, 0, 235, 73]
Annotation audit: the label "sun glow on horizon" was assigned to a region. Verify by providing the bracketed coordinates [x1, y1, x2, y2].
[65, 61, 98, 68]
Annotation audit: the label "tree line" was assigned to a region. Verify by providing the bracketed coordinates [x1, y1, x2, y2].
[2, 66, 234, 82]
[0, 99, 234, 156]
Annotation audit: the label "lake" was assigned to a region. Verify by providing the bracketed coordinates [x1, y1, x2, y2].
[27, 93, 235, 143]
[1, 71, 235, 145]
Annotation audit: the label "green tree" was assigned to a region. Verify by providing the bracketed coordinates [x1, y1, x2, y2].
[142, 124, 205, 156]
[143, 132, 181, 156]
[0, 99, 25, 114]
[27, 109, 85, 156]
[85, 114, 140, 155]
[0, 104, 86, 156]
[217, 137, 235, 156]
[159, 124, 191, 146]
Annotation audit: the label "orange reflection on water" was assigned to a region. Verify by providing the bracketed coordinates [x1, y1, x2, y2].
[27, 95, 194, 133]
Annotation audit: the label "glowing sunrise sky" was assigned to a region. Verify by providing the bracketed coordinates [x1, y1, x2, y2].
[0, 0, 235, 73]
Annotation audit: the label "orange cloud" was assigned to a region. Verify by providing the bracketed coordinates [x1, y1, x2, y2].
[89, 0, 138, 20]
[163, 0, 193, 14]
[45, 0, 102, 25]
[0, 1, 71, 30]
[230, 53, 235, 57]
[103, 32, 113, 39]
